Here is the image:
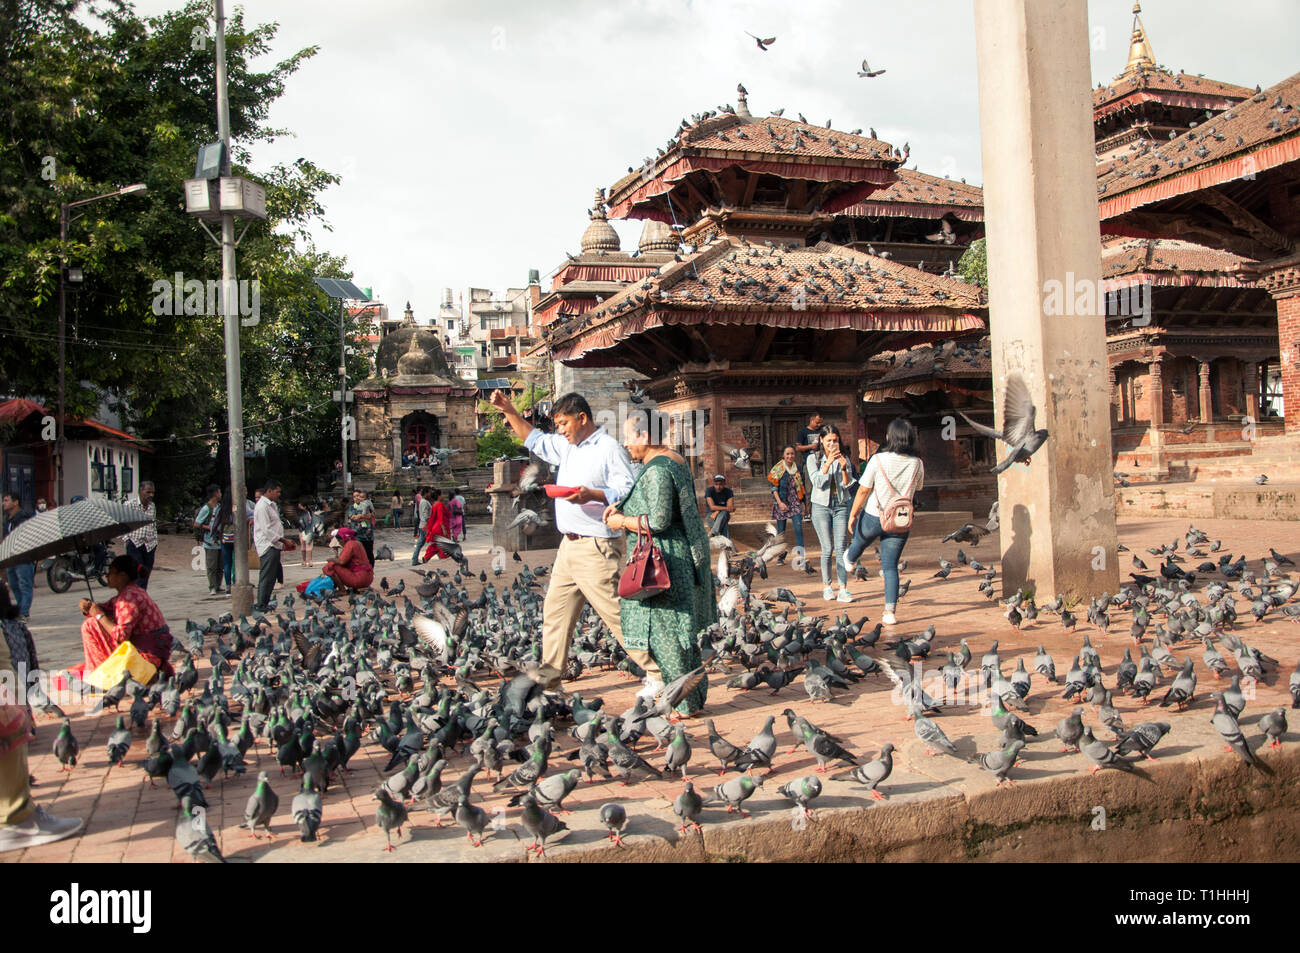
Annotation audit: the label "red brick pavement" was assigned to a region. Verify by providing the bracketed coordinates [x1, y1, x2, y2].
[6, 516, 1300, 863]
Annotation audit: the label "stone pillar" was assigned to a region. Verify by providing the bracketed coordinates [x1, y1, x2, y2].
[974, 0, 1118, 601]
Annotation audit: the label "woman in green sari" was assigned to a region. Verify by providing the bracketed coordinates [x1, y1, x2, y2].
[602, 411, 716, 715]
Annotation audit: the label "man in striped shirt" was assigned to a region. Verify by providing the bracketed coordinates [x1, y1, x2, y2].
[124, 481, 158, 589]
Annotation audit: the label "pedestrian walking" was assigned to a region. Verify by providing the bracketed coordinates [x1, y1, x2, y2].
[604, 410, 715, 715]
[1, 494, 34, 620]
[417, 489, 452, 562]
[449, 488, 466, 541]
[768, 445, 807, 559]
[488, 389, 649, 693]
[807, 425, 857, 603]
[298, 499, 319, 567]
[390, 491, 403, 530]
[844, 418, 925, 626]
[253, 481, 284, 611]
[123, 481, 158, 589]
[193, 485, 223, 596]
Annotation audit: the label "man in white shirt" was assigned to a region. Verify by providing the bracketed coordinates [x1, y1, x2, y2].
[253, 480, 284, 610]
[489, 389, 655, 693]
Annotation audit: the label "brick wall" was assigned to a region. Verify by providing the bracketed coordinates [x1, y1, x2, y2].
[1277, 293, 1300, 434]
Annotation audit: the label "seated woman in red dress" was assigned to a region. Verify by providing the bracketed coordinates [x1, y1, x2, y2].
[322, 527, 374, 591]
[420, 489, 453, 562]
[78, 556, 174, 682]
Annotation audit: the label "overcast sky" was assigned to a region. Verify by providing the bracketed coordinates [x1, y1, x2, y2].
[120, 0, 1296, 318]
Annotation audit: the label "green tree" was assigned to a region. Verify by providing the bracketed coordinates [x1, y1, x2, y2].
[476, 423, 522, 466]
[0, 0, 362, 504]
[957, 237, 987, 287]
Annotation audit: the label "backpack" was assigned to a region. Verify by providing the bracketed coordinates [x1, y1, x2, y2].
[873, 460, 921, 533]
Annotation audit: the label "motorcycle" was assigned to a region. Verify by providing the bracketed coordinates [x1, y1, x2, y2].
[44, 544, 115, 594]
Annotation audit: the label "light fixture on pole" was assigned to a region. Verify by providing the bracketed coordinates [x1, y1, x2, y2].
[179, 0, 267, 615]
[56, 182, 148, 506]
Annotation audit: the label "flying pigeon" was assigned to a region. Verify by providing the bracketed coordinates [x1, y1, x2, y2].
[960, 373, 1049, 473]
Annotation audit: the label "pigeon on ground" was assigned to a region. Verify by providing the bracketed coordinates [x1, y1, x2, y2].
[1114, 722, 1171, 760]
[673, 780, 704, 833]
[1159, 659, 1196, 710]
[705, 775, 762, 818]
[518, 792, 567, 857]
[244, 771, 279, 839]
[978, 740, 1025, 786]
[836, 744, 894, 799]
[456, 794, 492, 847]
[292, 775, 323, 842]
[913, 715, 959, 756]
[374, 788, 409, 851]
[705, 719, 746, 774]
[599, 802, 627, 846]
[105, 716, 132, 767]
[1056, 707, 1085, 752]
[176, 794, 224, 862]
[777, 775, 822, 821]
[1259, 709, 1287, 748]
[1210, 692, 1263, 769]
[53, 718, 78, 770]
[1080, 727, 1135, 774]
[731, 715, 777, 773]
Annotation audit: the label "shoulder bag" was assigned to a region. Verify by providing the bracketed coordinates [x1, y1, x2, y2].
[617, 515, 671, 601]
[874, 461, 921, 533]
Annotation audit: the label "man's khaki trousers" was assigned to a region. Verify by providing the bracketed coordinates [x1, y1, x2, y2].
[0, 625, 33, 825]
[541, 535, 658, 685]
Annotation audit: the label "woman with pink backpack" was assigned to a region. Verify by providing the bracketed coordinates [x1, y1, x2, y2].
[843, 418, 925, 626]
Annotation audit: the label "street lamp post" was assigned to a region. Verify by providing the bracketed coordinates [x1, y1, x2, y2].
[57, 183, 148, 505]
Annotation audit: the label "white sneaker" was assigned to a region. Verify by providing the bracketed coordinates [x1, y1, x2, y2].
[837, 589, 853, 603]
[0, 805, 84, 853]
[881, 611, 897, 625]
[842, 551, 854, 574]
[637, 677, 665, 702]
[823, 586, 835, 601]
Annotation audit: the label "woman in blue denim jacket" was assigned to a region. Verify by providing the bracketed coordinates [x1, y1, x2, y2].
[806, 425, 858, 603]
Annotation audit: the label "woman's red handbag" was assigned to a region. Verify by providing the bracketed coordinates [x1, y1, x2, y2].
[617, 515, 671, 601]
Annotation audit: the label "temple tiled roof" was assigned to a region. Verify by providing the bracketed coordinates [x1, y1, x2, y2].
[862, 337, 992, 402]
[1098, 70, 1300, 209]
[837, 167, 984, 220]
[1100, 237, 1251, 282]
[606, 102, 903, 220]
[1093, 68, 1255, 117]
[543, 236, 986, 362]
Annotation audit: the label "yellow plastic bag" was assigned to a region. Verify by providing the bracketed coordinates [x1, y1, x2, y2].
[87, 641, 157, 689]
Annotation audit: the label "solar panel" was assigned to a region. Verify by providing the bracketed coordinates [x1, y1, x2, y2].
[312, 277, 370, 301]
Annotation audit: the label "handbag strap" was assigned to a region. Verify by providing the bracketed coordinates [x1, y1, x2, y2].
[873, 458, 920, 509]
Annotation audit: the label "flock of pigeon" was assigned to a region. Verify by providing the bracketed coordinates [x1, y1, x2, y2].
[30, 506, 1299, 861]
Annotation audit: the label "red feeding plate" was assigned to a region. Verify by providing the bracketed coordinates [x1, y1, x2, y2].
[544, 485, 579, 498]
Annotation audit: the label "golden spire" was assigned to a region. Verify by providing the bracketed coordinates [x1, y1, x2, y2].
[1123, 2, 1157, 75]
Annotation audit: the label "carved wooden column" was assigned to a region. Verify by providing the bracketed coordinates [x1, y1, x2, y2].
[1107, 363, 1118, 427]
[1243, 361, 1260, 422]
[1147, 357, 1165, 472]
[1197, 360, 1214, 442]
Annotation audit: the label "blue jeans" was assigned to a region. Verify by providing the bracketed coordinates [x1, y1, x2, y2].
[811, 503, 849, 587]
[709, 510, 731, 537]
[846, 511, 909, 607]
[221, 542, 235, 587]
[775, 511, 804, 551]
[5, 563, 34, 616]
